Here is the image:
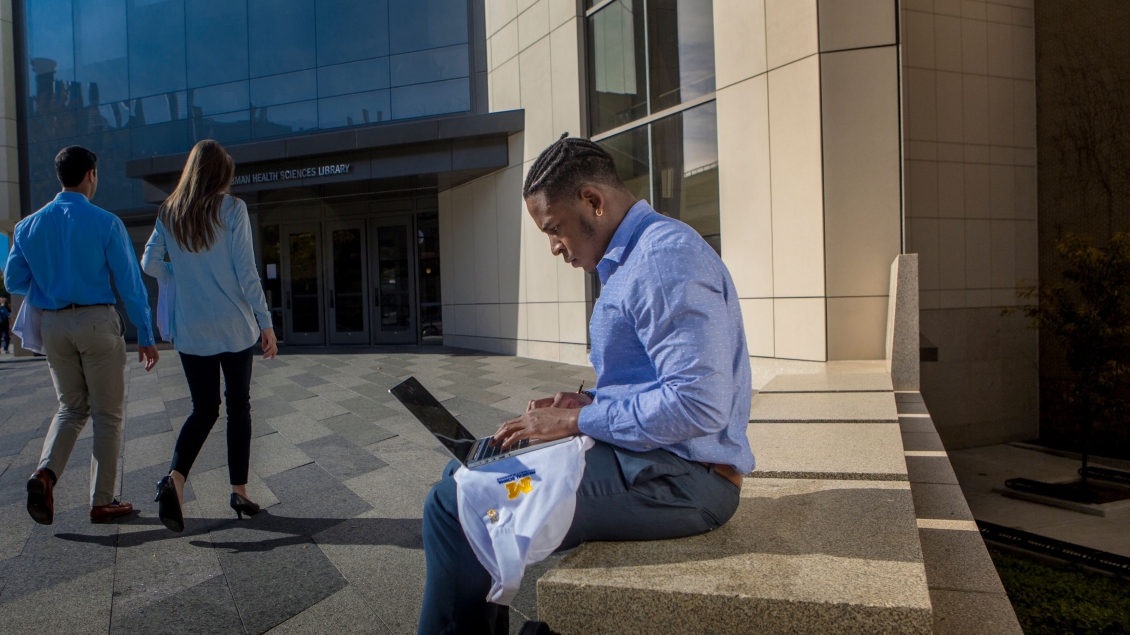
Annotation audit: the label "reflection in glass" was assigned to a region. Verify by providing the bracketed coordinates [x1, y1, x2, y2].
[647, 0, 715, 112]
[587, 0, 647, 135]
[251, 71, 317, 108]
[74, 0, 129, 104]
[417, 213, 443, 341]
[132, 92, 188, 125]
[318, 58, 391, 98]
[131, 120, 190, 157]
[317, 0, 390, 65]
[27, 0, 75, 108]
[289, 231, 320, 333]
[598, 125, 651, 202]
[378, 226, 411, 331]
[391, 78, 470, 121]
[190, 81, 250, 117]
[186, 0, 249, 88]
[192, 111, 251, 144]
[319, 90, 390, 129]
[247, 0, 316, 78]
[332, 229, 365, 333]
[127, 0, 187, 98]
[251, 100, 318, 138]
[389, 0, 469, 55]
[650, 102, 720, 253]
[261, 225, 284, 340]
[391, 45, 469, 87]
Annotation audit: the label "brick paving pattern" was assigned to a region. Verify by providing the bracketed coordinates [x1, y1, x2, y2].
[0, 348, 595, 634]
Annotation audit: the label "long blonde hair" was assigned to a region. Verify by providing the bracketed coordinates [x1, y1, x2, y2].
[159, 140, 235, 253]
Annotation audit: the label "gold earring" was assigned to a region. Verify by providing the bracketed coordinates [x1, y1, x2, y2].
[596, 208, 604, 217]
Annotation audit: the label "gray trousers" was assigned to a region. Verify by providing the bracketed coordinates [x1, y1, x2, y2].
[38, 305, 127, 507]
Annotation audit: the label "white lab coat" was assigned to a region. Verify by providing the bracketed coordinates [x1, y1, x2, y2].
[454, 435, 595, 605]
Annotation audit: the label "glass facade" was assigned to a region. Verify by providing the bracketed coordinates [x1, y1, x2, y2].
[587, 0, 720, 253]
[586, 0, 715, 135]
[20, 0, 473, 212]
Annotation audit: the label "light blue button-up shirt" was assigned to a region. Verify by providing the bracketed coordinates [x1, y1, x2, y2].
[141, 195, 272, 357]
[4, 191, 155, 346]
[577, 201, 755, 474]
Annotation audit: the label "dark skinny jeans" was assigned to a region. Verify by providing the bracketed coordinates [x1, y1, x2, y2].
[171, 346, 255, 485]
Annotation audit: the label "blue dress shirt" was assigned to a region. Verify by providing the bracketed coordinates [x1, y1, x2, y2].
[577, 200, 755, 474]
[141, 195, 272, 357]
[4, 191, 155, 346]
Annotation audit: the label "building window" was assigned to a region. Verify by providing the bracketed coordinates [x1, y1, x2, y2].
[586, 0, 720, 254]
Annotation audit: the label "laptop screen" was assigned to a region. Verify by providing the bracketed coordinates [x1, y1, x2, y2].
[389, 377, 477, 463]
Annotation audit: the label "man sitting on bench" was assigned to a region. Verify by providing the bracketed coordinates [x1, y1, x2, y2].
[417, 135, 755, 635]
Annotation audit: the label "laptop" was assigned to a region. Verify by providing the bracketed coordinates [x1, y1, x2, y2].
[389, 376, 574, 468]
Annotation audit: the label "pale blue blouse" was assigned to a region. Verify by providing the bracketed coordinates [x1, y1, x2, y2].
[141, 195, 272, 357]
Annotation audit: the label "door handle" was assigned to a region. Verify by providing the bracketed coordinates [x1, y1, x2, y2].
[374, 287, 380, 306]
[286, 293, 291, 309]
[329, 291, 335, 309]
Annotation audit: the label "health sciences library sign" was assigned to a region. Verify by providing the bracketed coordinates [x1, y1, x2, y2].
[232, 163, 352, 185]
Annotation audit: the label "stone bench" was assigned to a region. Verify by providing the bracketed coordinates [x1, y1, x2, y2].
[535, 255, 1022, 634]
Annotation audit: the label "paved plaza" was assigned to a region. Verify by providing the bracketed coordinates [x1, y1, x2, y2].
[0, 348, 596, 634]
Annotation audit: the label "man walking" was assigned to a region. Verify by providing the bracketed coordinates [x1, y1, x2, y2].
[417, 136, 753, 634]
[4, 146, 160, 525]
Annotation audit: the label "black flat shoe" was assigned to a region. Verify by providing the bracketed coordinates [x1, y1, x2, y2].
[230, 493, 260, 520]
[155, 475, 184, 533]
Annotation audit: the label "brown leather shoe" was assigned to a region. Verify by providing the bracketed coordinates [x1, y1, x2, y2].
[90, 500, 134, 524]
[27, 469, 55, 525]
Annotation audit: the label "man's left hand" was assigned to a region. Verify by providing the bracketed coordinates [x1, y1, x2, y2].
[493, 407, 581, 450]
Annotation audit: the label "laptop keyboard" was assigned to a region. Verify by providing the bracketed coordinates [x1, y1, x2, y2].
[473, 438, 531, 462]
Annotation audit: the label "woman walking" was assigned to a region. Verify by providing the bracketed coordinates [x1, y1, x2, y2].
[142, 139, 277, 532]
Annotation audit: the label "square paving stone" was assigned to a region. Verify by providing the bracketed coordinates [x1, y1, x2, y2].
[111, 575, 244, 635]
[271, 385, 317, 402]
[899, 416, 936, 433]
[896, 400, 930, 415]
[336, 396, 399, 422]
[263, 462, 372, 520]
[266, 413, 334, 445]
[322, 413, 397, 447]
[208, 518, 348, 634]
[286, 373, 329, 388]
[291, 397, 349, 421]
[264, 586, 391, 635]
[249, 433, 313, 478]
[165, 397, 194, 418]
[123, 411, 174, 441]
[298, 434, 389, 482]
[0, 429, 39, 458]
[257, 358, 291, 370]
[121, 462, 196, 507]
[902, 431, 946, 452]
[0, 507, 118, 605]
[250, 398, 298, 421]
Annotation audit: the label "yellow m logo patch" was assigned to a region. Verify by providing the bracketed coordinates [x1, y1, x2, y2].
[505, 476, 533, 500]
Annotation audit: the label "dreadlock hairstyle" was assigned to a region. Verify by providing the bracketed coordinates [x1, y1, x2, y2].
[522, 133, 625, 204]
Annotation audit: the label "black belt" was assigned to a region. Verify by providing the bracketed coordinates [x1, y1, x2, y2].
[44, 303, 112, 312]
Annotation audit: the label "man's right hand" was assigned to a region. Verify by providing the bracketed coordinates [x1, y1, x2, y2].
[138, 345, 159, 372]
[527, 391, 593, 413]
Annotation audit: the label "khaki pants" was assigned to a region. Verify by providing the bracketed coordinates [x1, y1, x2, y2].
[38, 305, 127, 507]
